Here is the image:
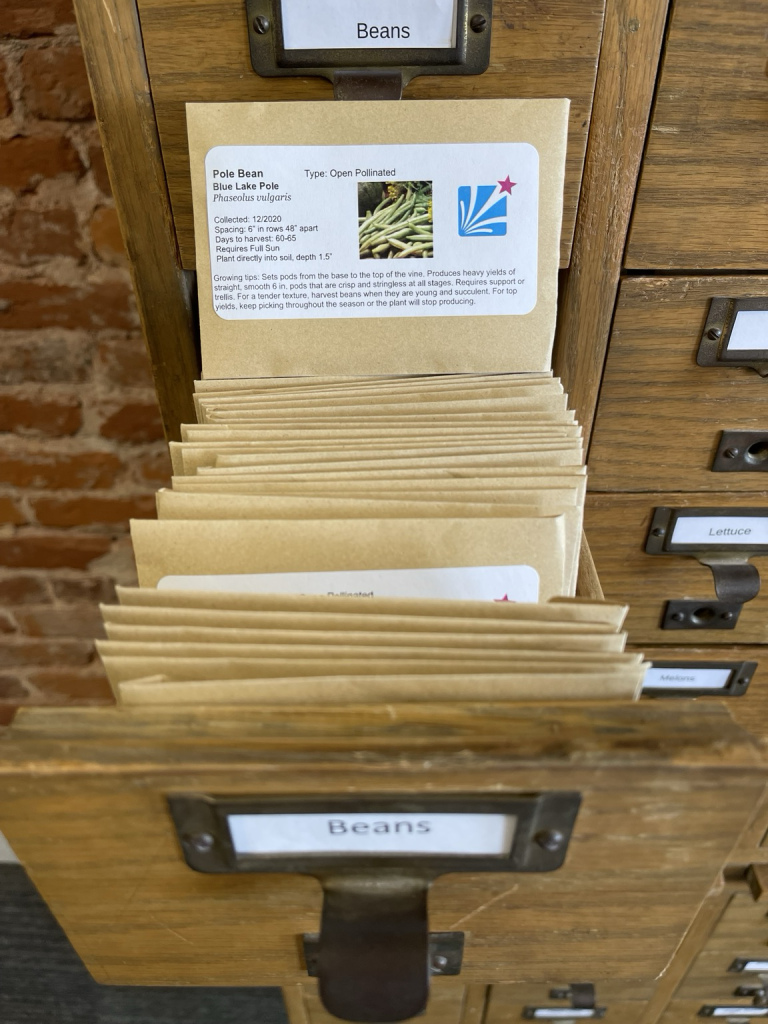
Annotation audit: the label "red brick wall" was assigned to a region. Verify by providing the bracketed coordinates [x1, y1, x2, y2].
[0, 0, 172, 709]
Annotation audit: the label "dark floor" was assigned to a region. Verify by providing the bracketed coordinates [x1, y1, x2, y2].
[0, 864, 288, 1024]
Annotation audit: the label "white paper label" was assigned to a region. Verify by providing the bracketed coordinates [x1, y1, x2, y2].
[643, 667, 732, 691]
[726, 310, 768, 352]
[0, 830, 18, 864]
[708, 1010, 768, 1018]
[158, 565, 539, 601]
[205, 142, 538, 320]
[228, 812, 515, 856]
[670, 516, 768, 545]
[281, 0, 458, 50]
[531, 1012, 599, 1020]
[738, 962, 768, 972]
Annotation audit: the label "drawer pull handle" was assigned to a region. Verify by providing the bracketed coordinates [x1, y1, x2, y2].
[733, 983, 768, 1007]
[524, 984, 606, 1020]
[168, 791, 581, 1023]
[646, 507, 768, 629]
[713, 433, 768, 473]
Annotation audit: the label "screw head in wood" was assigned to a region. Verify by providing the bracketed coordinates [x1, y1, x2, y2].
[252, 15, 270, 34]
[723, 448, 740, 459]
[652, 527, 665, 537]
[535, 828, 565, 851]
[670, 612, 685, 622]
[470, 14, 488, 32]
[707, 327, 722, 341]
[188, 832, 215, 853]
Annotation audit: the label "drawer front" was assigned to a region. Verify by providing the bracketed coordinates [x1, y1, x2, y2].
[0, 761, 762, 987]
[135, 0, 607, 270]
[586, 493, 768, 645]
[589, 277, 768, 493]
[636, 645, 768, 751]
[486, 982, 653, 1024]
[626, 0, 768, 270]
[675, 893, 768, 1002]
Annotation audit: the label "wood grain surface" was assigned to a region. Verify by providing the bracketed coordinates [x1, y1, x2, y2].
[578, 533, 605, 600]
[589, 276, 768, 491]
[586, 492, 768, 645]
[632, 642, 768, 866]
[552, 0, 669, 438]
[4, 702, 760, 761]
[0, 704, 762, 987]
[134, 0, 606, 270]
[634, 885, 738, 1024]
[72, 0, 198, 440]
[626, 0, 768, 270]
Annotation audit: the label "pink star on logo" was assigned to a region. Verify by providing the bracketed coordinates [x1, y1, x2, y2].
[498, 176, 516, 195]
[494, 594, 510, 602]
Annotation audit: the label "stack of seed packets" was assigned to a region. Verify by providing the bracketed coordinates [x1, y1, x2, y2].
[98, 588, 646, 706]
[129, 373, 585, 601]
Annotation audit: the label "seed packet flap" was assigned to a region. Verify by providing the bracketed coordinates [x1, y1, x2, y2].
[187, 98, 568, 377]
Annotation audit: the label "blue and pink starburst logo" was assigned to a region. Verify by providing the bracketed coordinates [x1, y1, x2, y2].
[457, 175, 516, 237]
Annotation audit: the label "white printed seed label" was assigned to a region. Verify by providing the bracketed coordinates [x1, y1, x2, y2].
[726, 310, 768, 352]
[530, 1012, 599, 1020]
[227, 812, 516, 856]
[708, 1011, 768, 1018]
[157, 565, 540, 602]
[643, 667, 732, 691]
[281, 0, 458, 50]
[206, 142, 538, 320]
[670, 516, 768, 545]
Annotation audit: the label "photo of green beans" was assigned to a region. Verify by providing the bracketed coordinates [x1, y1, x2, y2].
[358, 180, 433, 259]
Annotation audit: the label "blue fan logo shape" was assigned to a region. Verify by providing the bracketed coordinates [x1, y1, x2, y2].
[457, 185, 508, 237]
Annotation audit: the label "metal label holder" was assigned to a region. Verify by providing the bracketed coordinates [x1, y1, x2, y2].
[698, 1011, 768, 1019]
[697, 297, 768, 377]
[731, 962, 768, 974]
[244, 0, 493, 99]
[168, 792, 580, 1023]
[646, 507, 768, 630]
[641, 660, 756, 699]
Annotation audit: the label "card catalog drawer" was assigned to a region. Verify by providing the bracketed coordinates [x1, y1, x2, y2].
[134, 0, 606, 269]
[659, 1000, 768, 1024]
[674, 893, 768, 1003]
[635, 645, 767, 748]
[0, 708, 763, 987]
[485, 981, 653, 1024]
[589, 276, 768, 493]
[625, 0, 768, 270]
[586, 494, 768, 645]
